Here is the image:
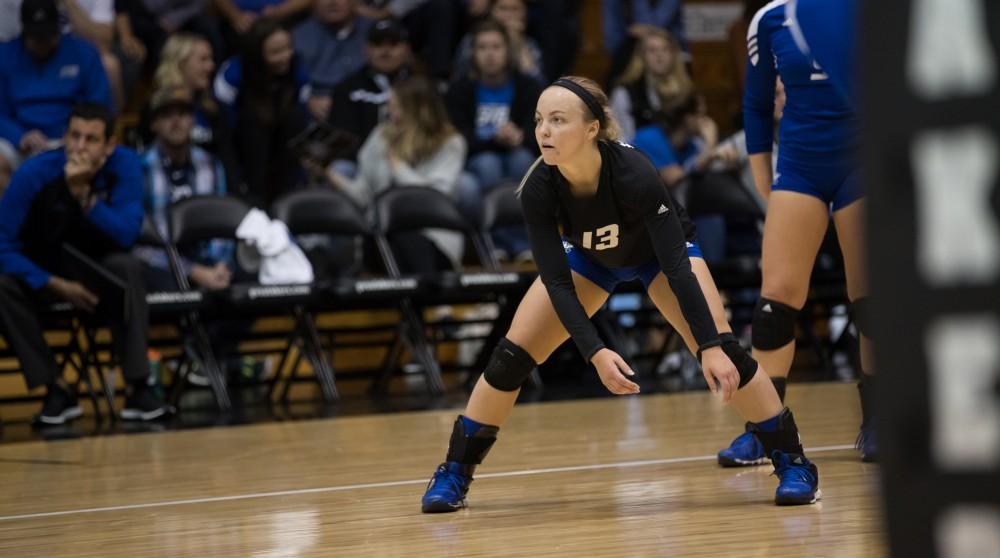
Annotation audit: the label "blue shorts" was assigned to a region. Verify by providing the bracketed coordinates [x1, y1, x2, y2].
[564, 240, 703, 293]
[774, 154, 862, 211]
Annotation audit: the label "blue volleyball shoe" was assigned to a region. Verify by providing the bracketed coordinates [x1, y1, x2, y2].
[717, 425, 768, 467]
[856, 422, 878, 462]
[421, 462, 473, 513]
[771, 451, 821, 505]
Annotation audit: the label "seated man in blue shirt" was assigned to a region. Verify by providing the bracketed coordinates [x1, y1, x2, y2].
[0, 103, 172, 425]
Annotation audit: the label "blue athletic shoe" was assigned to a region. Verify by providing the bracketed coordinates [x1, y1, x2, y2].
[771, 451, 821, 505]
[717, 426, 767, 467]
[856, 423, 878, 462]
[421, 462, 472, 513]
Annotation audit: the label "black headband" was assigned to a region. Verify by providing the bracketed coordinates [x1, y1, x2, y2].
[551, 78, 606, 129]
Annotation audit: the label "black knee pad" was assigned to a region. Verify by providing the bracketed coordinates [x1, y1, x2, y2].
[482, 338, 537, 391]
[752, 298, 799, 351]
[720, 333, 759, 389]
[850, 297, 871, 338]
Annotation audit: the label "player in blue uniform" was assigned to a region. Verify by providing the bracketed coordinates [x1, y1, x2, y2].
[786, 0, 857, 105]
[420, 76, 821, 513]
[717, 0, 876, 466]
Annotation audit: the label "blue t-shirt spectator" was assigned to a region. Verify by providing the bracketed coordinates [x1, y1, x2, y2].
[633, 123, 702, 172]
[474, 81, 515, 141]
[0, 33, 111, 147]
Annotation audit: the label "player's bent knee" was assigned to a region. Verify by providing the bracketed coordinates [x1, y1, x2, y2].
[483, 338, 538, 391]
[752, 297, 799, 350]
[721, 333, 759, 389]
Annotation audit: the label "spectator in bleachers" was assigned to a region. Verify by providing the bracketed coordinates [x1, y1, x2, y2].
[141, 33, 241, 193]
[0, 0, 112, 173]
[325, 75, 466, 274]
[213, 0, 311, 54]
[609, 27, 692, 142]
[633, 95, 761, 261]
[453, 0, 542, 82]
[603, 0, 687, 88]
[523, 0, 581, 81]
[446, 18, 539, 259]
[0, 0, 128, 108]
[114, 0, 223, 72]
[293, 0, 371, 121]
[136, 87, 233, 291]
[138, 86, 252, 385]
[215, 19, 309, 206]
[0, 103, 171, 425]
[356, 0, 456, 81]
[632, 95, 719, 192]
[327, 17, 411, 174]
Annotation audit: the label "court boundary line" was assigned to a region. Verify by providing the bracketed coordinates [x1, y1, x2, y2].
[0, 444, 854, 522]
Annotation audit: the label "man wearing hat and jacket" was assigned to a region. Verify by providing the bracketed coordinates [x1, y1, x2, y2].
[136, 86, 233, 293]
[327, 17, 411, 169]
[0, 102, 171, 425]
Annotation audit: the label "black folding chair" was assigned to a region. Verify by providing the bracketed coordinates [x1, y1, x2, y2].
[373, 186, 527, 394]
[165, 196, 269, 410]
[136, 217, 229, 409]
[267, 188, 391, 403]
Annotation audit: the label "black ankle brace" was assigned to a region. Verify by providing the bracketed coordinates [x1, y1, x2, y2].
[750, 408, 804, 458]
[445, 416, 499, 476]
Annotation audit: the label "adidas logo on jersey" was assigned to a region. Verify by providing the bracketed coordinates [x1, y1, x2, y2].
[657, 204, 669, 215]
[763, 303, 773, 312]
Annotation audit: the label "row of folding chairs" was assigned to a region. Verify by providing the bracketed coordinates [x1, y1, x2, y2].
[138, 183, 534, 411]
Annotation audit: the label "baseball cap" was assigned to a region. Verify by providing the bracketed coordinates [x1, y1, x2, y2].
[20, 0, 60, 41]
[150, 86, 195, 118]
[367, 18, 408, 45]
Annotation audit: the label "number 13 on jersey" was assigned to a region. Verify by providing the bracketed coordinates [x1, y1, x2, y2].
[582, 224, 620, 250]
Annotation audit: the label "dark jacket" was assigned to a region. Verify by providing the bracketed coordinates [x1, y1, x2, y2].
[328, 65, 409, 161]
[0, 147, 144, 289]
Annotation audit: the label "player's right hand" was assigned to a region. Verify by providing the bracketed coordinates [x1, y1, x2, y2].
[700, 346, 739, 403]
[591, 348, 640, 395]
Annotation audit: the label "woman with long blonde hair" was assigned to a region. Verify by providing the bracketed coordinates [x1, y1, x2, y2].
[325, 75, 467, 273]
[419, 76, 821, 513]
[610, 29, 692, 141]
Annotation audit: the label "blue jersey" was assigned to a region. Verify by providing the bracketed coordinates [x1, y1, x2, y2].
[744, 0, 857, 160]
[787, 0, 857, 106]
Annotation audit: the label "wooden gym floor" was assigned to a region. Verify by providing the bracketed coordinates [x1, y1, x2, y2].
[0, 382, 884, 557]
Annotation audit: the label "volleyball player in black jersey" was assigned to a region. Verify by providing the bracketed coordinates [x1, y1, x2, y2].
[421, 76, 820, 512]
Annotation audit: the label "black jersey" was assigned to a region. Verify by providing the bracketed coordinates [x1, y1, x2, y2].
[520, 140, 720, 361]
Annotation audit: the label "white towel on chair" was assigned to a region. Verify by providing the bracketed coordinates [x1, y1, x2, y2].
[235, 208, 314, 284]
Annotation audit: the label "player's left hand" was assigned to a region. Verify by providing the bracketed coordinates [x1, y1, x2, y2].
[700, 346, 739, 403]
[591, 348, 640, 395]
